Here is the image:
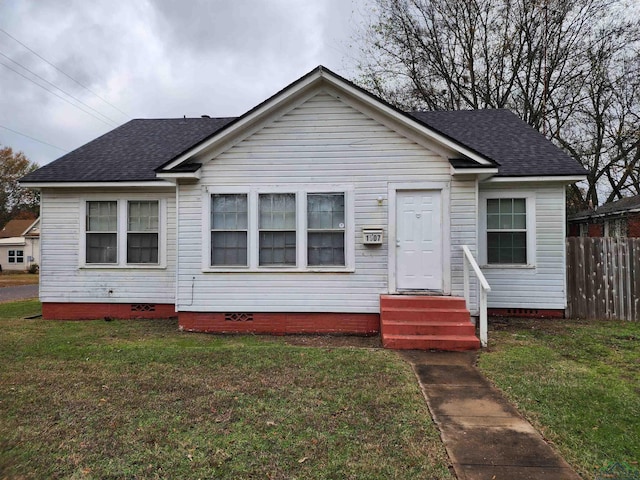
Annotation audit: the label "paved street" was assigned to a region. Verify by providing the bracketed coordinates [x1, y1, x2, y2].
[0, 284, 39, 303]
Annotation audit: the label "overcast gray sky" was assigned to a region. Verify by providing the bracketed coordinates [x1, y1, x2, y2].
[0, 0, 370, 166]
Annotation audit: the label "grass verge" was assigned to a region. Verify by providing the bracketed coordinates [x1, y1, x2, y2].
[0, 300, 452, 479]
[0, 272, 39, 287]
[478, 317, 640, 479]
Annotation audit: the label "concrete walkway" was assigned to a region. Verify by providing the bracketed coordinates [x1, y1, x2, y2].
[400, 350, 581, 480]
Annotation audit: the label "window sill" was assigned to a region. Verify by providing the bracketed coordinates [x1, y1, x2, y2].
[80, 264, 167, 270]
[480, 264, 536, 270]
[202, 267, 355, 274]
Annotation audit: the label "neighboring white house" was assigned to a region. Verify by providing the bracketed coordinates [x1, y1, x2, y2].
[21, 66, 586, 336]
[0, 218, 40, 272]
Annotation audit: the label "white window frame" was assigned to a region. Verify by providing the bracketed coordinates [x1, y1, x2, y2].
[479, 191, 536, 268]
[80, 197, 167, 269]
[203, 185, 355, 272]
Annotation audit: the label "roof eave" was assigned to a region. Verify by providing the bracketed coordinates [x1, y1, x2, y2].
[484, 175, 587, 183]
[19, 180, 174, 189]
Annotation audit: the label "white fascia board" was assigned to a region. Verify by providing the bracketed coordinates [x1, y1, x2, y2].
[162, 68, 494, 171]
[452, 167, 499, 175]
[156, 171, 201, 181]
[484, 175, 586, 184]
[19, 180, 174, 188]
[0, 237, 26, 246]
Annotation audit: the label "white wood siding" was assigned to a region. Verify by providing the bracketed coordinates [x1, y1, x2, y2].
[479, 183, 567, 309]
[451, 177, 479, 313]
[39, 188, 176, 304]
[178, 90, 476, 313]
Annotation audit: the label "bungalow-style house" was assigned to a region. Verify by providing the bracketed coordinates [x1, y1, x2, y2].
[21, 66, 586, 350]
[0, 217, 40, 272]
[568, 195, 640, 238]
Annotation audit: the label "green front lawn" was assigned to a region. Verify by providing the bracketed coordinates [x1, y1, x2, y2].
[0, 300, 452, 479]
[479, 318, 640, 479]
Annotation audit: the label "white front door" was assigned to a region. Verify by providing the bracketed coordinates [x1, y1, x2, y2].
[396, 190, 443, 291]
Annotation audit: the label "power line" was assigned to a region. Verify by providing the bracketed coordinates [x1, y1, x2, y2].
[0, 124, 68, 152]
[0, 50, 120, 126]
[0, 60, 117, 127]
[0, 27, 130, 119]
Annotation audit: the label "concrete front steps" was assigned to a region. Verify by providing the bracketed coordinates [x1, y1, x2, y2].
[380, 295, 480, 351]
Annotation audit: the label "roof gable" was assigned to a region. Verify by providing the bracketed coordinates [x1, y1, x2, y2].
[20, 66, 586, 185]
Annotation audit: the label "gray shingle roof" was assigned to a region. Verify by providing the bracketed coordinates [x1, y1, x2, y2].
[21, 117, 234, 183]
[569, 194, 640, 220]
[21, 104, 585, 184]
[410, 109, 586, 177]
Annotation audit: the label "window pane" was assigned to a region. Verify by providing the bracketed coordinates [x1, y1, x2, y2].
[308, 194, 345, 229]
[487, 232, 526, 264]
[86, 233, 117, 263]
[211, 231, 247, 266]
[513, 213, 526, 229]
[487, 214, 500, 229]
[513, 199, 526, 214]
[259, 193, 296, 229]
[127, 233, 159, 264]
[259, 231, 296, 266]
[499, 198, 513, 214]
[212, 195, 247, 230]
[487, 199, 500, 214]
[128, 201, 159, 231]
[308, 232, 345, 266]
[87, 201, 117, 231]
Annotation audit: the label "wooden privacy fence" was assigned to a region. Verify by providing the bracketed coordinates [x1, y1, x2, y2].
[566, 237, 640, 320]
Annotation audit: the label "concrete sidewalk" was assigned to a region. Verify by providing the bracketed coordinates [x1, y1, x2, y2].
[400, 350, 581, 480]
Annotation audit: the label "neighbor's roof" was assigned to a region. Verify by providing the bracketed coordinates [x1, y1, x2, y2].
[569, 195, 640, 221]
[0, 219, 37, 238]
[21, 67, 585, 184]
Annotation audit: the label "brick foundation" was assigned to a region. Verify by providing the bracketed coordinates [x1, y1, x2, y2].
[179, 312, 380, 336]
[42, 302, 177, 320]
[488, 308, 564, 318]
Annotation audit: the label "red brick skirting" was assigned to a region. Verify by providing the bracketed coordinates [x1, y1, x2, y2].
[179, 312, 380, 335]
[488, 308, 564, 318]
[42, 302, 176, 320]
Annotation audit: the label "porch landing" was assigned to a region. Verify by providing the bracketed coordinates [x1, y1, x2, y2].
[380, 295, 480, 351]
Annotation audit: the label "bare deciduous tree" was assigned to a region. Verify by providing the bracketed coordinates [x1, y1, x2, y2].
[357, 0, 640, 208]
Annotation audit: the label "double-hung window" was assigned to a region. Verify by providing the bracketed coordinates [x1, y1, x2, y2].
[207, 188, 351, 271]
[127, 201, 159, 264]
[307, 193, 345, 266]
[8, 250, 24, 264]
[86, 201, 118, 264]
[259, 193, 296, 266]
[84, 199, 163, 267]
[486, 198, 527, 264]
[211, 194, 248, 266]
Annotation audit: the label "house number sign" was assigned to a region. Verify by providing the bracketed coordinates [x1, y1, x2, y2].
[363, 227, 383, 245]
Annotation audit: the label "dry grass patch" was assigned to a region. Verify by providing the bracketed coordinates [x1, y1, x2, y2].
[0, 300, 452, 479]
[0, 272, 39, 287]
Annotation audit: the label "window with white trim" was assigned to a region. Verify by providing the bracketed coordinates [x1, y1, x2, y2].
[307, 193, 345, 266]
[211, 194, 248, 266]
[259, 193, 296, 266]
[127, 201, 159, 264]
[83, 199, 164, 267]
[207, 188, 352, 271]
[486, 198, 527, 264]
[8, 250, 24, 264]
[86, 201, 118, 264]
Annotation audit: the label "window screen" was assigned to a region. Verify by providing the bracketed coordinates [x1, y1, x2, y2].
[307, 193, 345, 266]
[86, 201, 117, 264]
[211, 194, 248, 266]
[259, 193, 296, 266]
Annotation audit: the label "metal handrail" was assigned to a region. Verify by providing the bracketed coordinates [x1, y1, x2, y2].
[462, 245, 491, 347]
